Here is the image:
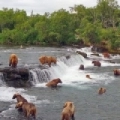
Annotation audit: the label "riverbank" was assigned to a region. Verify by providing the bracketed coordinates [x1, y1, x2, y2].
[1, 43, 120, 55]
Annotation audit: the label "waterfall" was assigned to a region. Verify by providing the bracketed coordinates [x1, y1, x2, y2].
[29, 68, 51, 85]
[29, 54, 84, 85]
[0, 53, 84, 86]
[0, 72, 6, 86]
[0, 53, 91, 86]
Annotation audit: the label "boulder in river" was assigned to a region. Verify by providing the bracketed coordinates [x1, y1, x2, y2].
[0, 65, 48, 87]
[76, 51, 87, 58]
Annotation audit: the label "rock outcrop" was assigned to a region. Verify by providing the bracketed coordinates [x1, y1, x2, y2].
[76, 51, 87, 58]
[91, 45, 108, 53]
[0, 65, 48, 87]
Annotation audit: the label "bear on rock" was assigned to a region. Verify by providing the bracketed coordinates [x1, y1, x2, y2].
[39, 56, 57, 67]
[9, 54, 18, 68]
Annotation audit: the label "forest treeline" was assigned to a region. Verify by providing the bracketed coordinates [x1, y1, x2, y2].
[0, 0, 120, 51]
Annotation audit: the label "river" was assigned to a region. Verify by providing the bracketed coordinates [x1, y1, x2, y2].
[0, 46, 120, 120]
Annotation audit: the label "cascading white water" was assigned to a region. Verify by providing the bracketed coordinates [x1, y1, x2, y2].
[0, 72, 6, 86]
[29, 54, 87, 85]
[29, 49, 119, 88]
[29, 68, 51, 85]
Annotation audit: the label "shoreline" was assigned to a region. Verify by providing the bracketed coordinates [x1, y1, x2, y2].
[0, 44, 120, 55]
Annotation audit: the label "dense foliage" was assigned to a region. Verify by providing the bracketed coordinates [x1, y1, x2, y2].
[0, 0, 120, 50]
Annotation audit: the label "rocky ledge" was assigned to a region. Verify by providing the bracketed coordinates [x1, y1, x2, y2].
[0, 65, 48, 88]
[91, 45, 120, 54]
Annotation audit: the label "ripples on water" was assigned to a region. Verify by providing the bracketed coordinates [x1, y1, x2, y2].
[0, 46, 120, 120]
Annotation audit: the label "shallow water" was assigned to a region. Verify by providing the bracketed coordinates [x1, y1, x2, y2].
[0, 46, 120, 120]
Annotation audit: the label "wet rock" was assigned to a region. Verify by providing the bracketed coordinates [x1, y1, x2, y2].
[10, 74, 21, 79]
[91, 45, 108, 53]
[79, 64, 84, 70]
[0, 65, 48, 87]
[0, 67, 30, 87]
[90, 53, 100, 57]
[76, 51, 87, 58]
[104, 60, 115, 64]
[66, 55, 70, 60]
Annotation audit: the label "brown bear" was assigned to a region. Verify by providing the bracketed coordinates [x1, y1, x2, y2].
[9, 54, 18, 68]
[46, 78, 62, 87]
[12, 93, 28, 103]
[39, 56, 48, 65]
[12, 93, 28, 112]
[39, 56, 57, 67]
[86, 74, 92, 79]
[98, 87, 106, 95]
[15, 101, 36, 119]
[61, 101, 75, 120]
[113, 69, 120, 75]
[103, 52, 110, 58]
[92, 60, 101, 67]
[47, 56, 57, 67]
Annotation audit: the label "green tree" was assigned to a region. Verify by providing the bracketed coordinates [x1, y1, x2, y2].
[96, 0, 119, 28]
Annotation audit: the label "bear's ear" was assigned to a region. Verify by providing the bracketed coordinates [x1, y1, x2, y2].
[69, 102, 73, 108]
[63, 103, 67, 108]
[100, 87, 103, 90]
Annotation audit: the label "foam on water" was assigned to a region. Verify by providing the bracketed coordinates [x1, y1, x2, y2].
[0, 98, 53, 119]
[33, 48, 119, 89]
[75, 47, 93, 55]
[35, 83, 47, 87]
[34, 99, 51, 105]
[101, 61, 120, 66]
[112, 54, 120, 59]
[0, 87, 37, 102]
[0, 87, 25, 102]
[32, 50, 118, 90]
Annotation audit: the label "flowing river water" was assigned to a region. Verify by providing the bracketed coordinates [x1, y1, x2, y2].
[0, 46, 120, 120]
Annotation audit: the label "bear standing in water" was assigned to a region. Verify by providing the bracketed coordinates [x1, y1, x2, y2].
[61, 101, 75, 120]
[9, 54, 18, 68]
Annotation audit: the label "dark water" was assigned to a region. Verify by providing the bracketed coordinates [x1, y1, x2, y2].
[0, 46, 120, 120]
